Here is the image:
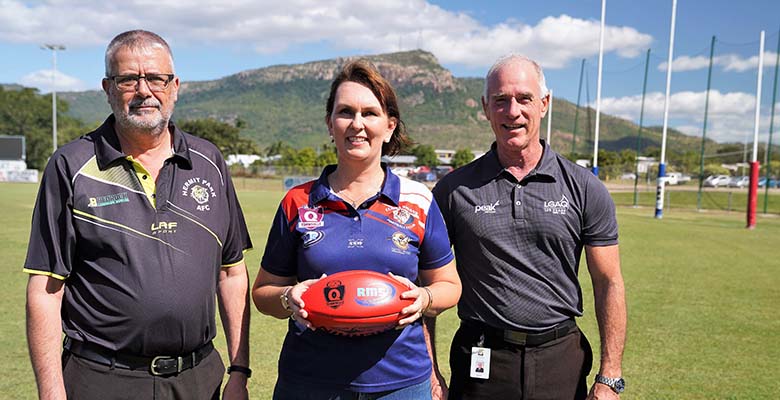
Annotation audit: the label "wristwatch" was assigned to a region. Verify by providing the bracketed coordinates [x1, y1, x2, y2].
[595, 374, 625, 394]
[280, 286, 292, 311]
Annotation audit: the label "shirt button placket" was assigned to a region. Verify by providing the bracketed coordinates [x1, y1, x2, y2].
[514, 183, 525, 220]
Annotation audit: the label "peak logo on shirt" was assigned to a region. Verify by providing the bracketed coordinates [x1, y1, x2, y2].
[544, 195, 570, 215]
[474, 200, 500, 214]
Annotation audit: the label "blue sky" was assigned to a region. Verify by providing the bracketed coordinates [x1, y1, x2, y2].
[1, 0, 779, 143]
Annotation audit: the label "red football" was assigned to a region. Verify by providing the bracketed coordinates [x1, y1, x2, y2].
[301, 270, 414, 336]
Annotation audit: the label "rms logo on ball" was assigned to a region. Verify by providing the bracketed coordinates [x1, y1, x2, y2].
[355, 283, 396, 307]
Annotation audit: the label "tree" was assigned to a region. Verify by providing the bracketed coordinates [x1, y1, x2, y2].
[0, 87, 84, 170]
[315, 144, 337, 167]
[411, 144, 438, 167]
[179, 118, 259, 155]
[265, 140, 290, 157]
[451, 148, 474, 169]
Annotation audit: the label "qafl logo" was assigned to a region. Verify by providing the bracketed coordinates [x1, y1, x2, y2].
[323, 279, 345, 309]
[297, 206, 325, 230]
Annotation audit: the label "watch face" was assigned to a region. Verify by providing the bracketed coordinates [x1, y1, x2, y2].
[615, 378, 625, 393]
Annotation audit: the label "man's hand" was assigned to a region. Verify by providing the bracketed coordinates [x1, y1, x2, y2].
[587, 382, 620, 400]
[222, 374, 249, 400]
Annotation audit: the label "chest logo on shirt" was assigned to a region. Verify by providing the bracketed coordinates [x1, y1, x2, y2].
[390, 232, 411, 255]
[181, 177, 217, 211]
[474, 200, 500, 214]
[544, 195, 570, 215]
[302, 230, 324, 248]
[151, 221, 178, 234]
[391, 208, 414, 226]
[297, 206, 325, 230]
[88, 192, 129, 208]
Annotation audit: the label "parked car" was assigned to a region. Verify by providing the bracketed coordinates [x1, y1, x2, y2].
[620, 172, 637, 180]
[727, 176, 750, 188]
[758, 177, 779, 188]
[666, 172, 691, 185]
[703, 175, 731, 187]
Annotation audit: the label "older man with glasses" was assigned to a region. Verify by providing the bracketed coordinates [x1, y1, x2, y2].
[24, 30, 253, 400]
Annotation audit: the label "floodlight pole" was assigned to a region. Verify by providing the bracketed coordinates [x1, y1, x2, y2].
[592, 0, 606, 177]
[747, 31, 765, 229]
[697, 36, 716, 211]
[763, 27, 780, 214]
[655, 0, 677, 219]
[42, 43, 65, 153]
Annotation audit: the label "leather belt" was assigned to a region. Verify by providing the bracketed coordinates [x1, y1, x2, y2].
[63, 337, 214, 376]
[460, 319, 577, 347]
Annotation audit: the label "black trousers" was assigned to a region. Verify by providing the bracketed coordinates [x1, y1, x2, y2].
[448, 324, 593, 400]
[62, 347, 225, 400]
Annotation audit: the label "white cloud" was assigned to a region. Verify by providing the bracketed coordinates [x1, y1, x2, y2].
[20, 69, 90, 92]
[659, 52, 780, 73]
[0, 0, 652, 69]
[599, 90, 780, 142]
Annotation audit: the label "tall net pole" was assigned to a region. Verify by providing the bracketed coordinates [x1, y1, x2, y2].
[633, 49, 651, 207]
[592, 0, 606, 177]
[572, 59, 585, 155]
[747, 31, 765, 229]
[655, 0, 677, 219]
[763, 28, 780, 214]
[697, 36, 716, 211]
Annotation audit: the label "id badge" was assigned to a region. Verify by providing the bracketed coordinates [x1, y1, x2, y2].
[469, 346, 490, 379]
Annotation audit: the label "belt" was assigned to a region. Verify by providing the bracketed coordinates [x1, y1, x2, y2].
[460, 319, 577, 347]
[63, 337, 214, 376]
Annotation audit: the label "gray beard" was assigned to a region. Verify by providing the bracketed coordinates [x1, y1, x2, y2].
[114, 110, 169, 134]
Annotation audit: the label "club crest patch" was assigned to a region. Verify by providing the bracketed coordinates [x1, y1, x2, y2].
[390, 232, 411, 255]
[391, 208, 414, 226]
[297, 206, 325, 230]
[181, 177, 217, 211]
[302, 231, 325, 248]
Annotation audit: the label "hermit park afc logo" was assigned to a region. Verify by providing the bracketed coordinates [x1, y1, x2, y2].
[544, 195, 570, 215]
[181, 177, 217, 211]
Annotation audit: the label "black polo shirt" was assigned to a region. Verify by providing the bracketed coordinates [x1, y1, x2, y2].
[432, 141, 618, 332]
[24, 115, 252, 355]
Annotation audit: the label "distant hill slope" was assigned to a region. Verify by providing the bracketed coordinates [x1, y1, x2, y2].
[58, 50, 718, 155]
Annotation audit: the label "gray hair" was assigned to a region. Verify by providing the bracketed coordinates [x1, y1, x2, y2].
[104, 30, 174, 76]
[483, 54, 549, 100]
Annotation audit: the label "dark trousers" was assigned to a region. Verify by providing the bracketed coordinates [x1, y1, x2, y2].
[62, 347, 225, 400]
[448, 324, 593, 400]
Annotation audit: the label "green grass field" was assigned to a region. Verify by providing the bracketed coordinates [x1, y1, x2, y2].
[2, 181, 779, 399]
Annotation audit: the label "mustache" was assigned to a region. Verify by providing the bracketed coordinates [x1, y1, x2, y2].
[128, 98, 161, 108]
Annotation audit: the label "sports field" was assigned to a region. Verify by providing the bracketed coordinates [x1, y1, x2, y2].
[2, 180, 779, 399]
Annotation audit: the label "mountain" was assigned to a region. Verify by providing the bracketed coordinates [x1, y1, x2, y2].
[58, 50, 718, 156]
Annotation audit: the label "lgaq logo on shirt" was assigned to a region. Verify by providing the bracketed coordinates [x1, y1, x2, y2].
[544, 195, 570, 215]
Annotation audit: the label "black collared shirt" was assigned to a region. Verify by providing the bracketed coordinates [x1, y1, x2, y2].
[433, 141, 618, 331]
[24, 115, 252, 355]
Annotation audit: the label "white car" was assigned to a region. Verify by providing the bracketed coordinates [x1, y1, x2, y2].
[727, 176, 749, 188]
[703, 175, 730, 188]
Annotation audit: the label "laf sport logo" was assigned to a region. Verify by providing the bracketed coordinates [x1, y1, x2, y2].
[355, 283, 395, 307]
[151, 221, 177, 234]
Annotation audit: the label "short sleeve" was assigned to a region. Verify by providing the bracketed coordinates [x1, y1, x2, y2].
[260, 204, 299, 277]
[221, 164, 253, 266]
[581, 177, 619, 246]
[23, 153, 76, 280]
[418, 197, 454, 270]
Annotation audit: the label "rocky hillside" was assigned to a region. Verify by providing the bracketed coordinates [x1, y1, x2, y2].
[58, 50, 717, 156]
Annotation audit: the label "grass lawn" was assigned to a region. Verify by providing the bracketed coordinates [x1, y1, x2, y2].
[2, 180, 779, 399]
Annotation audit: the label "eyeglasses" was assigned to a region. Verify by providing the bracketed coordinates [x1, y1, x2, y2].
[106, 74, 175, 92]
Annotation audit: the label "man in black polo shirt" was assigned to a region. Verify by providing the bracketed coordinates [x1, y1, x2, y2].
[24, 30, 252, 399]
[431, 55, 626, 399]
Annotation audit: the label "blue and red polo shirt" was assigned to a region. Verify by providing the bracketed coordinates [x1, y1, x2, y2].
[262, 164, 454, 393]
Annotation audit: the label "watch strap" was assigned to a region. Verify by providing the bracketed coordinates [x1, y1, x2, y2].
[227, 365, 252, 378]
[595, 374, 625, 394]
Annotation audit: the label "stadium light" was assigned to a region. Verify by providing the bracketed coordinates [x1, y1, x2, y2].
[41, 44, 65, 153]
